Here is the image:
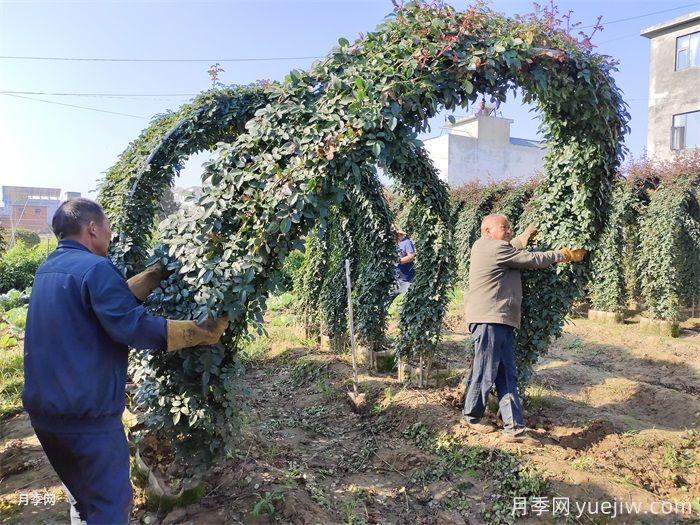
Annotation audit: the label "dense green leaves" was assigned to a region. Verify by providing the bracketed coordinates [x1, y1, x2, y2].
[102, 1, 629, 475]
[589, 181, 636, 313]
[0, 241, 53, 294]
[589, 156, 700, 320]
[637, 171, 700, 321]
[453, 183, 511, 287]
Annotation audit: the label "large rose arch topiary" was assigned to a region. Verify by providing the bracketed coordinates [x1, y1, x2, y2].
[99, 1, 628, 474]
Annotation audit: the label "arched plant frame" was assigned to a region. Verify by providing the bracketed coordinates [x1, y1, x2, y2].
[100, 85, 271, 276]
[101, 1, 629, 474]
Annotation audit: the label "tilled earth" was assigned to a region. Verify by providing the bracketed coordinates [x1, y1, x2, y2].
[1, 315, 699, 524]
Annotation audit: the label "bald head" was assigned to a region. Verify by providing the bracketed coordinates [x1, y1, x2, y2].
[481, 214, 512, 242]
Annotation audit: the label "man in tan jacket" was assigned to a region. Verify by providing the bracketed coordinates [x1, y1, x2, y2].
[463, 214, 585, 443]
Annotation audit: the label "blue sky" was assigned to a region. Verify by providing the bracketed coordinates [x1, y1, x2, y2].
[1, 0, 699, 199]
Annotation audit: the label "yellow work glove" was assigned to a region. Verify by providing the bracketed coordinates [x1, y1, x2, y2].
[511, 224, 537, 250]
[167, 316, 229, 352]
[522, 223, 537, 241]
[518, 223, 538, 245]
[559, 248, 587, 263]
[127, 264, 171, 301]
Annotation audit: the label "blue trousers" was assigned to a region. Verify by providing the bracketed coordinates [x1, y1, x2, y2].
[34, 428, 132, 524]
[462, 323, 525, 433]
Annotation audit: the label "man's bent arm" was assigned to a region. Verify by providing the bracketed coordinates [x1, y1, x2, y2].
[83, 261, 167, 349]
[510, 236, 527, 250]
[400, 252, 416, 264]
[496, 242, 564, 270]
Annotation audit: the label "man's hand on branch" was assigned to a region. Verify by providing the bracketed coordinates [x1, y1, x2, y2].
[167, 316, 229, 352]
[522, 224, 537, 243]
[127, 264, 172, 301]
[559, 248, 587, 263]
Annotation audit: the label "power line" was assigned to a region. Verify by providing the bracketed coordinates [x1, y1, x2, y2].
[5, 91, 695, 106]
[578, 3, 700, 29]
[0, 5, 696, 65]
[2, 93, 148, 119]
[0, 54, 323, 63]
[596, 33, 641, 45]
[1, 90, 197, 98]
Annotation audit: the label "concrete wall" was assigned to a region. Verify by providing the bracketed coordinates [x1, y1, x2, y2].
[643, 13, 700, 160]
[423, 134, 450, 184]
[423, 114, 545, 187]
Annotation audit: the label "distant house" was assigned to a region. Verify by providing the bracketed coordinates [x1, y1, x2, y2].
[422, 110, 546, 187]
[641, 11, 700, 160]
[172, 186, 203, 207]
[0, 186, 81, 235]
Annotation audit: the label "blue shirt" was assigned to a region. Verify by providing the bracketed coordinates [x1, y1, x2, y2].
[22, 240, 167, 433]
[396, 236, 416, 282]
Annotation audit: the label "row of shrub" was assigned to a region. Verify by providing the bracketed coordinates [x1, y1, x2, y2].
[0, 228, 41, 251]
[282, 160, 699, 339]
[377, 153, 700, 324]
[0, 234, 55, 294]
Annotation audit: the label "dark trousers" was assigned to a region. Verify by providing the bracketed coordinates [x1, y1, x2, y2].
[462, 323, 525, 433]
[34, 428, 132, 524]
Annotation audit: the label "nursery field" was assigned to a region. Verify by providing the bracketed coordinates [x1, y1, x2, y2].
[2, 296, 698, 525]
[1, 0, 699, 522]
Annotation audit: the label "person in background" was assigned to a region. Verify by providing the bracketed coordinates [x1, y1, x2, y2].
[393, 224, 416, 296]
[462, 214, 586, 444]
[22, 198, 229, 524]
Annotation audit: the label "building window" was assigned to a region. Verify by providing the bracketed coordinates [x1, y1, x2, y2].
[35, 208, 42, 215]
[676, 31, 700, 70]
[672, 111, 700, 150]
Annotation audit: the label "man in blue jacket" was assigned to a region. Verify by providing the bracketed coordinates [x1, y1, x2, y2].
[22, 198, 228, 524]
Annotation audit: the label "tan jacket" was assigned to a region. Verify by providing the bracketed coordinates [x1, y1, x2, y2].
[465, 236, 564, 329]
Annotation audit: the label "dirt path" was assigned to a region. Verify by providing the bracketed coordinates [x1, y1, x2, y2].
[1, 316, 698, 524]
[0, 412, 68, 524]
[134, 318, 699, 524]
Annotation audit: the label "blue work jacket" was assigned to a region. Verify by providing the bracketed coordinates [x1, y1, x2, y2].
[22, 240, 167, 433]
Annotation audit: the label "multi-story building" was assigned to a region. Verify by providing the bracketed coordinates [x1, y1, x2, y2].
[641, 11, 700, 160]
[423, 110, 545, 187]
[0, 186, 81, 234]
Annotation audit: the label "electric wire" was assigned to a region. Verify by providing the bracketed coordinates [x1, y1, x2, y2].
[1, 93, 148, 119]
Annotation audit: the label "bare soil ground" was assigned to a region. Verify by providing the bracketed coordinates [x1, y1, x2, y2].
[1, 312, 699, 524]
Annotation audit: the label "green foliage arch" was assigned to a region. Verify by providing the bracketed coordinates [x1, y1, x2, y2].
[102, 1, 628, 474]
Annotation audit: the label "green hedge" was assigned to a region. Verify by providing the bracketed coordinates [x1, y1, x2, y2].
[12, 229, 41, 248]
[637, 171, 700, 321]
[0, 228, 7, 255]
[0, 241, 54, 293]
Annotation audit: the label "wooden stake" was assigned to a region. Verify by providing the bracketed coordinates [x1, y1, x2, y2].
[419, 354, 424, 388]
[345, 259, 366, 412]
[346, 259, 359, 394]
[319, 318, 324, 352]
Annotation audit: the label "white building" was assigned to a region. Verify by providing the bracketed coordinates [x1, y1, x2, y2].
[172, 186, 203, 207]
[641, 11, 700, 160]
[423, 112, 546, 187]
